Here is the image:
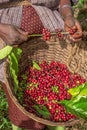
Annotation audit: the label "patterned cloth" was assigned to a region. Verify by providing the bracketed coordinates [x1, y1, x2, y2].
[0, 6, 22, 27]
[33, 5, 64, 32]
[30, 0, 59, 9]
[0, 0, 63, 33]
[21, 6, 44, 34]
[0, 0, 78, 33]
[21, 5, 64, 33]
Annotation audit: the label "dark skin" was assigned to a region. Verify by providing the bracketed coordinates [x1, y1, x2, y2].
[64, 18, 82, 42]
[59, 0, 83, 42]
[0, 23, 28, 45]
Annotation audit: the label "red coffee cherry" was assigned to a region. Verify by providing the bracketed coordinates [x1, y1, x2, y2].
[69, 28, 77, 35]
[42, 28, 51, 40]
[56, 29, 64, 39]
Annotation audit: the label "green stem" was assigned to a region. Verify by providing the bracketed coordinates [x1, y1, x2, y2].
[29, 32, 59, 37]
[47, 126, 65, 130]
[29, 32, 84, 37]
[28, 32, 70, 38]
[29, 34, 42, 37]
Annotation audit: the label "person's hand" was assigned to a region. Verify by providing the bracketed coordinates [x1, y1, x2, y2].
[64, 18, 83, 42]
[0, 23, 28, 45]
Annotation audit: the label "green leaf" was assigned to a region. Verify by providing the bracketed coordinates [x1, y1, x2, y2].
[78, 0, 84, 6]
[61, 96, 87, 120]
[34, 105, 50, 119]
[0, 45, 13, 60]
[61, 82, 87, 120]
[42, 105, 49, 112]
[68, 82, 87, 97]
[73, 0, 85, 8]
[32, 61, 41, 70]
[8, 48, 22, 93]
[12, 124, 22, 130]
[79, 83, 87, 96]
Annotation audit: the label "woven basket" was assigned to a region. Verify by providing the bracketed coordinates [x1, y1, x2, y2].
[2, 37, 87, 129]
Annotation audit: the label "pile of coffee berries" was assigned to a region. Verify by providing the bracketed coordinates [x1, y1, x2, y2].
[23, 61, 86, 122]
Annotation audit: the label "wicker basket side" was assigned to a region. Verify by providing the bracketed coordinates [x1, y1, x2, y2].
[3, 65, 82, 128]
[3, 37, 86, 128]
[1, 81, 45, 130]
[19, 38, 87, 79]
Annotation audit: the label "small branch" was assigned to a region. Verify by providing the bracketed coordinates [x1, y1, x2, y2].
[29, 34, 42, 37]
[28, 31, 87, 38]
[28, 32, 69, 38]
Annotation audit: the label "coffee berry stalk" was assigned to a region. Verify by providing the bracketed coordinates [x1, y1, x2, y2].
[28, 31, 71, 37]
[28, 28, 82, 40]
[28, 32, 82, 37]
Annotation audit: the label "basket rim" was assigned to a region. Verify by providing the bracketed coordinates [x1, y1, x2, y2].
[2, 60, 83, 126]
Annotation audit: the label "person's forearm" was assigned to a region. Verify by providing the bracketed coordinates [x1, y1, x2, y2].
[0, 24, 4, 33]
[59, 0, 73, 19]
[0, 0, 9, 2]
[59, 0, 71, 6]
[0, 23, 8, 33]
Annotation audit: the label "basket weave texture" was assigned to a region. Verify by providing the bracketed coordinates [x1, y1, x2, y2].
[3, 37, 87, 129]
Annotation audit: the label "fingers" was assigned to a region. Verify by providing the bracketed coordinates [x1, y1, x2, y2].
[16, 28, 29, 42]
[10, 27, 29, 45]
[73, 32, 82, 39]
[72, 20, 82, 39]
[70, 36, 82, 42]
[0, 24, 29, 45]
[72, 24, 82, 39]
[16, 28, 28, 35]
[7, 26, 29, 44]
[0, 31, 27, 46]
[0, 32, 11, 45]
[64, 18, 83, 42]
[18, 34, 28, 43]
